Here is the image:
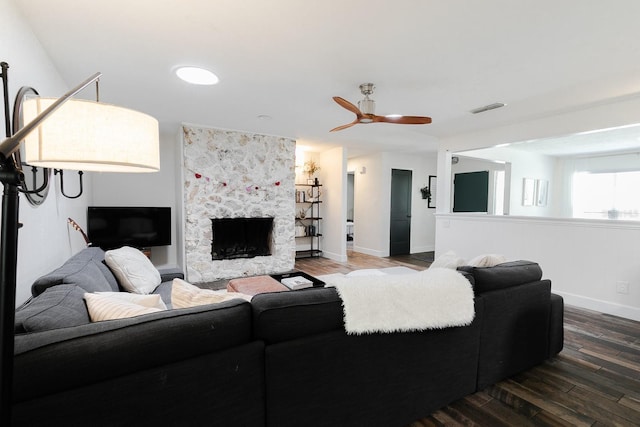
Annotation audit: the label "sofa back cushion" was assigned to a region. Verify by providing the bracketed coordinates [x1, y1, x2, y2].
[31, 248, 118, 296]
[15, 285, 90, 333]
[458, 260, 543, 294]
[252, 287, 343, 344]
[14, 299, 253, 402]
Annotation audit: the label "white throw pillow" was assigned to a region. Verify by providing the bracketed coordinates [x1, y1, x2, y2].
[171, 278, 252, 309]
[84, 292, 165, 322]
[105, 246, 161, 294]
[429, 250, 465, 269]
[95, 291, 167, 310]
[467, 254, 507, 268]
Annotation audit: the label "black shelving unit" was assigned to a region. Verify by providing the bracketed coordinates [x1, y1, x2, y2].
[295, 184, 322, 258]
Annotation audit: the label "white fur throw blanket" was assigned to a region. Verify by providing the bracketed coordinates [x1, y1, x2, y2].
[326, 268, 475, 335]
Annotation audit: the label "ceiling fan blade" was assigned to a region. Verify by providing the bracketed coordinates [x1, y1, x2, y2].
[330, 120, 359, 132]
[373, 115, 432, 125]
[333, 96, 362, 116]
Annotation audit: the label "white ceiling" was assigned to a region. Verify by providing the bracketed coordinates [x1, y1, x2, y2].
[12, 0, 640, 156]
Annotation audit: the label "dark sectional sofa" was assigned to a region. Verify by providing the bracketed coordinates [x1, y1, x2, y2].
[12, 248, 563, 427]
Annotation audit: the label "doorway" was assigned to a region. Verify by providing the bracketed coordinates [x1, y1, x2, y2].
[347, 172, 355, 248]
[390, 169, 412, 256]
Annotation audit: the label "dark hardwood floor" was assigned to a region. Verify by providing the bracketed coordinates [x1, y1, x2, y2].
[296, 252, 640, 427]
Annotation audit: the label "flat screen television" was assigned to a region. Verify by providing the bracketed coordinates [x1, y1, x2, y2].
[87, 206, 171, 250]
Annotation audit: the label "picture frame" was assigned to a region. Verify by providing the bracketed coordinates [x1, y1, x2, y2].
[428, 175, 437, 208]
[535, 179, 548, 207]
[522, 178, 535, 206]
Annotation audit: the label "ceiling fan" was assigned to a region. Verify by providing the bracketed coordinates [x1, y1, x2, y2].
[330, 83, 432, 132]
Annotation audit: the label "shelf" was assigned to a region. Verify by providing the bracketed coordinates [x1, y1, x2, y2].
[295, 233, 322, 239]
[295, 249, 323, 259]
[295, 182, 321, 258]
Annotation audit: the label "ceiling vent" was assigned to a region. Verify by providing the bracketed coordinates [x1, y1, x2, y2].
[470, 102, 506, 114]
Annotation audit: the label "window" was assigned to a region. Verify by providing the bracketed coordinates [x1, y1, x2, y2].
[572, 171, 640, 220]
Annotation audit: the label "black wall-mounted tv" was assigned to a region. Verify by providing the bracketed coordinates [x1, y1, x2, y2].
[87, 206, 171, 250]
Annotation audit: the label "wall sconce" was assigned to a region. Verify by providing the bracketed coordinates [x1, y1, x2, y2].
[0, 61, 160, 422]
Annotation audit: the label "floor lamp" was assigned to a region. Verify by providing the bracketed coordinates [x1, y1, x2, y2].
[0, 62, 160, 425]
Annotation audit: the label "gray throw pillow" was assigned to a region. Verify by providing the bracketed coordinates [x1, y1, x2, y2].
[15, 285, 90, 333]
[31, 248, 118, 296]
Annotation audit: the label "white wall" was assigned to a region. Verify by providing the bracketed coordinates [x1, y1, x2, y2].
[436, 95, 640, 321]
[456, 147, 557, 216]
[348, 151, 437, 256]
[348, 153, 387, 256]
[2, 0, 93, 306]
[318, 147, 347, 262]
[91, 130, 179, 268]
[435, 214, 640, 321]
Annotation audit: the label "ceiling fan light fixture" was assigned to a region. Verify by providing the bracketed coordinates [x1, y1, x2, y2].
[358, 98, 375, 115]
[175, 66, 219, 85]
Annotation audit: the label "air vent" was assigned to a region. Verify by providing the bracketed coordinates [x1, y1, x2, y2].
[470, 102, 506, 114]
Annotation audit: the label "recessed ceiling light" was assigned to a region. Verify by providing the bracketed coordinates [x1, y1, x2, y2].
[175, 66, 219, 85]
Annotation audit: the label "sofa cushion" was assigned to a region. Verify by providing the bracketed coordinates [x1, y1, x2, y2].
[31, 248, 118, 296]
[467, 254, 507, 268]
[84, 293, 165, 322]
[252, 287, 344, 344]
[13, 300, 253, 401]
[105, 246, 161, 294]
[15, 285, 90, 333]
[429, 250, 466, 269]
[172, 278, 251, 308]
[459, 260, 543, 293]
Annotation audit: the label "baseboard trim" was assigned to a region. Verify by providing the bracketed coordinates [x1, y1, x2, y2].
[352, 246, 387, 257]
[555, 291, 640, 322]
[320, 250, 347, 262]
[411, 245, 435, 253]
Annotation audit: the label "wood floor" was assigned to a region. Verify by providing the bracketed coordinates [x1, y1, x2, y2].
[296, 252, 640, 427]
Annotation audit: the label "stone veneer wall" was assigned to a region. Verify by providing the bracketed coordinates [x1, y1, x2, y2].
[182, 125, 296, 283]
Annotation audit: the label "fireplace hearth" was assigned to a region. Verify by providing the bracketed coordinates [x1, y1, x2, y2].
[211, 217, 274, 260]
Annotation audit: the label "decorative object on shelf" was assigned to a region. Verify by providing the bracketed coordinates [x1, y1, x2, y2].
[298, 208, 306, 219]
[307, 187, 322, 201]
[428, 175, 437, 208]
[303, 159, 320, 184]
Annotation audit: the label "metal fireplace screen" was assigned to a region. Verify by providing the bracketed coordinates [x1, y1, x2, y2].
[211, 217, 274, 260]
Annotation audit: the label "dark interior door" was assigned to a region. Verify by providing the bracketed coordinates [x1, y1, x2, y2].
[390, 169, 412, 256]
[453, 171, 489, 212]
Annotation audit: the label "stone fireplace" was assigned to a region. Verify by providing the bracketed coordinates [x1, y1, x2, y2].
[182, 125, 296, 283]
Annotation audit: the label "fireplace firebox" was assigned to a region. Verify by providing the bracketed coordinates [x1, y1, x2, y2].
[211, 217, 274, 260]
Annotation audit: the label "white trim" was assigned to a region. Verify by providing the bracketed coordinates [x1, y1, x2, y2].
[556, 291, 640, 322]
[435, 212, 640, 231]
[320, 250, 347, 263]
[352, 246, 387, 258]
